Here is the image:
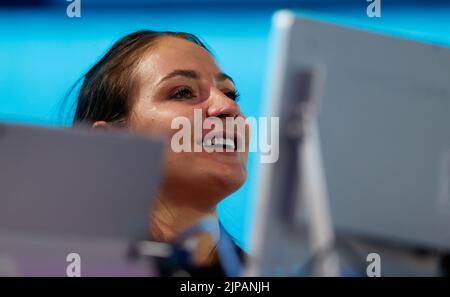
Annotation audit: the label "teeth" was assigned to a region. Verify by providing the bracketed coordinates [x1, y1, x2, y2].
[214, 137, 234, 147]
[203, 136, 235, 150]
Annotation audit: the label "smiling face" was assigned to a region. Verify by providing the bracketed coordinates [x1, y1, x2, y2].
[127, 36, 249, 209]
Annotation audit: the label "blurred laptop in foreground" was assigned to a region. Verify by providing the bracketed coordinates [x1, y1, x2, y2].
[249, 11, 450, 277]
[0, 123, 164, 276]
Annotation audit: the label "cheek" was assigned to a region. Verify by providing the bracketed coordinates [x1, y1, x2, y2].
[130, 103, 191, 138]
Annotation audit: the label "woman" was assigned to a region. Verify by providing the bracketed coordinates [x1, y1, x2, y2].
[70, 30, 249, 275]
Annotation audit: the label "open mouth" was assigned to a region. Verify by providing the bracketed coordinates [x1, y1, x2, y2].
[196, 130, 243, 152]
[203, 135, 236, 151]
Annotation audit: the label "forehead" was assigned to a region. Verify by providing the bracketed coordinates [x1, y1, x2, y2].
[137, 36, 221, 81]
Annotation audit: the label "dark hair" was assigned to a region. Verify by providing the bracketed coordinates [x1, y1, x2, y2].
[65, 30, 211, 126]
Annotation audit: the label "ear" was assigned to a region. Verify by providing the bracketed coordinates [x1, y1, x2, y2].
[92, 121, 113, 130]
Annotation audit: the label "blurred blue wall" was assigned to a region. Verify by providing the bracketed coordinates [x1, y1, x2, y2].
[1, 0, 449, 251]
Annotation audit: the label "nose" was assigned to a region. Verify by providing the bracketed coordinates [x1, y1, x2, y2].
[206, 87, 240, 119]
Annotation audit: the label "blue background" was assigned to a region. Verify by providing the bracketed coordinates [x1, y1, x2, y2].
[1, 0, 449, 251]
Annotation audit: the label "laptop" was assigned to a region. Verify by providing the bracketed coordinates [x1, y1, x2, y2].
[0, 123, 165, 276]
[249, 11, 450, 276]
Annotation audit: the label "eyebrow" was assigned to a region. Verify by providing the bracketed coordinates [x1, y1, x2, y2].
[157, 69, 234, 86]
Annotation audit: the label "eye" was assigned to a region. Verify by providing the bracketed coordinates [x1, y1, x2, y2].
[225, 90, 240, 102]
[170, 87, 196, 100]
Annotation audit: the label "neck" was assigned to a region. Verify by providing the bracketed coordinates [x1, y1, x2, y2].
[149, 187, 221, 266]
[149, 187, 218, 243]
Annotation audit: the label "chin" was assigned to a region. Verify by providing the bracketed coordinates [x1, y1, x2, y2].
[204, 162, 247, 198]
[166, 151, 248, 202]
